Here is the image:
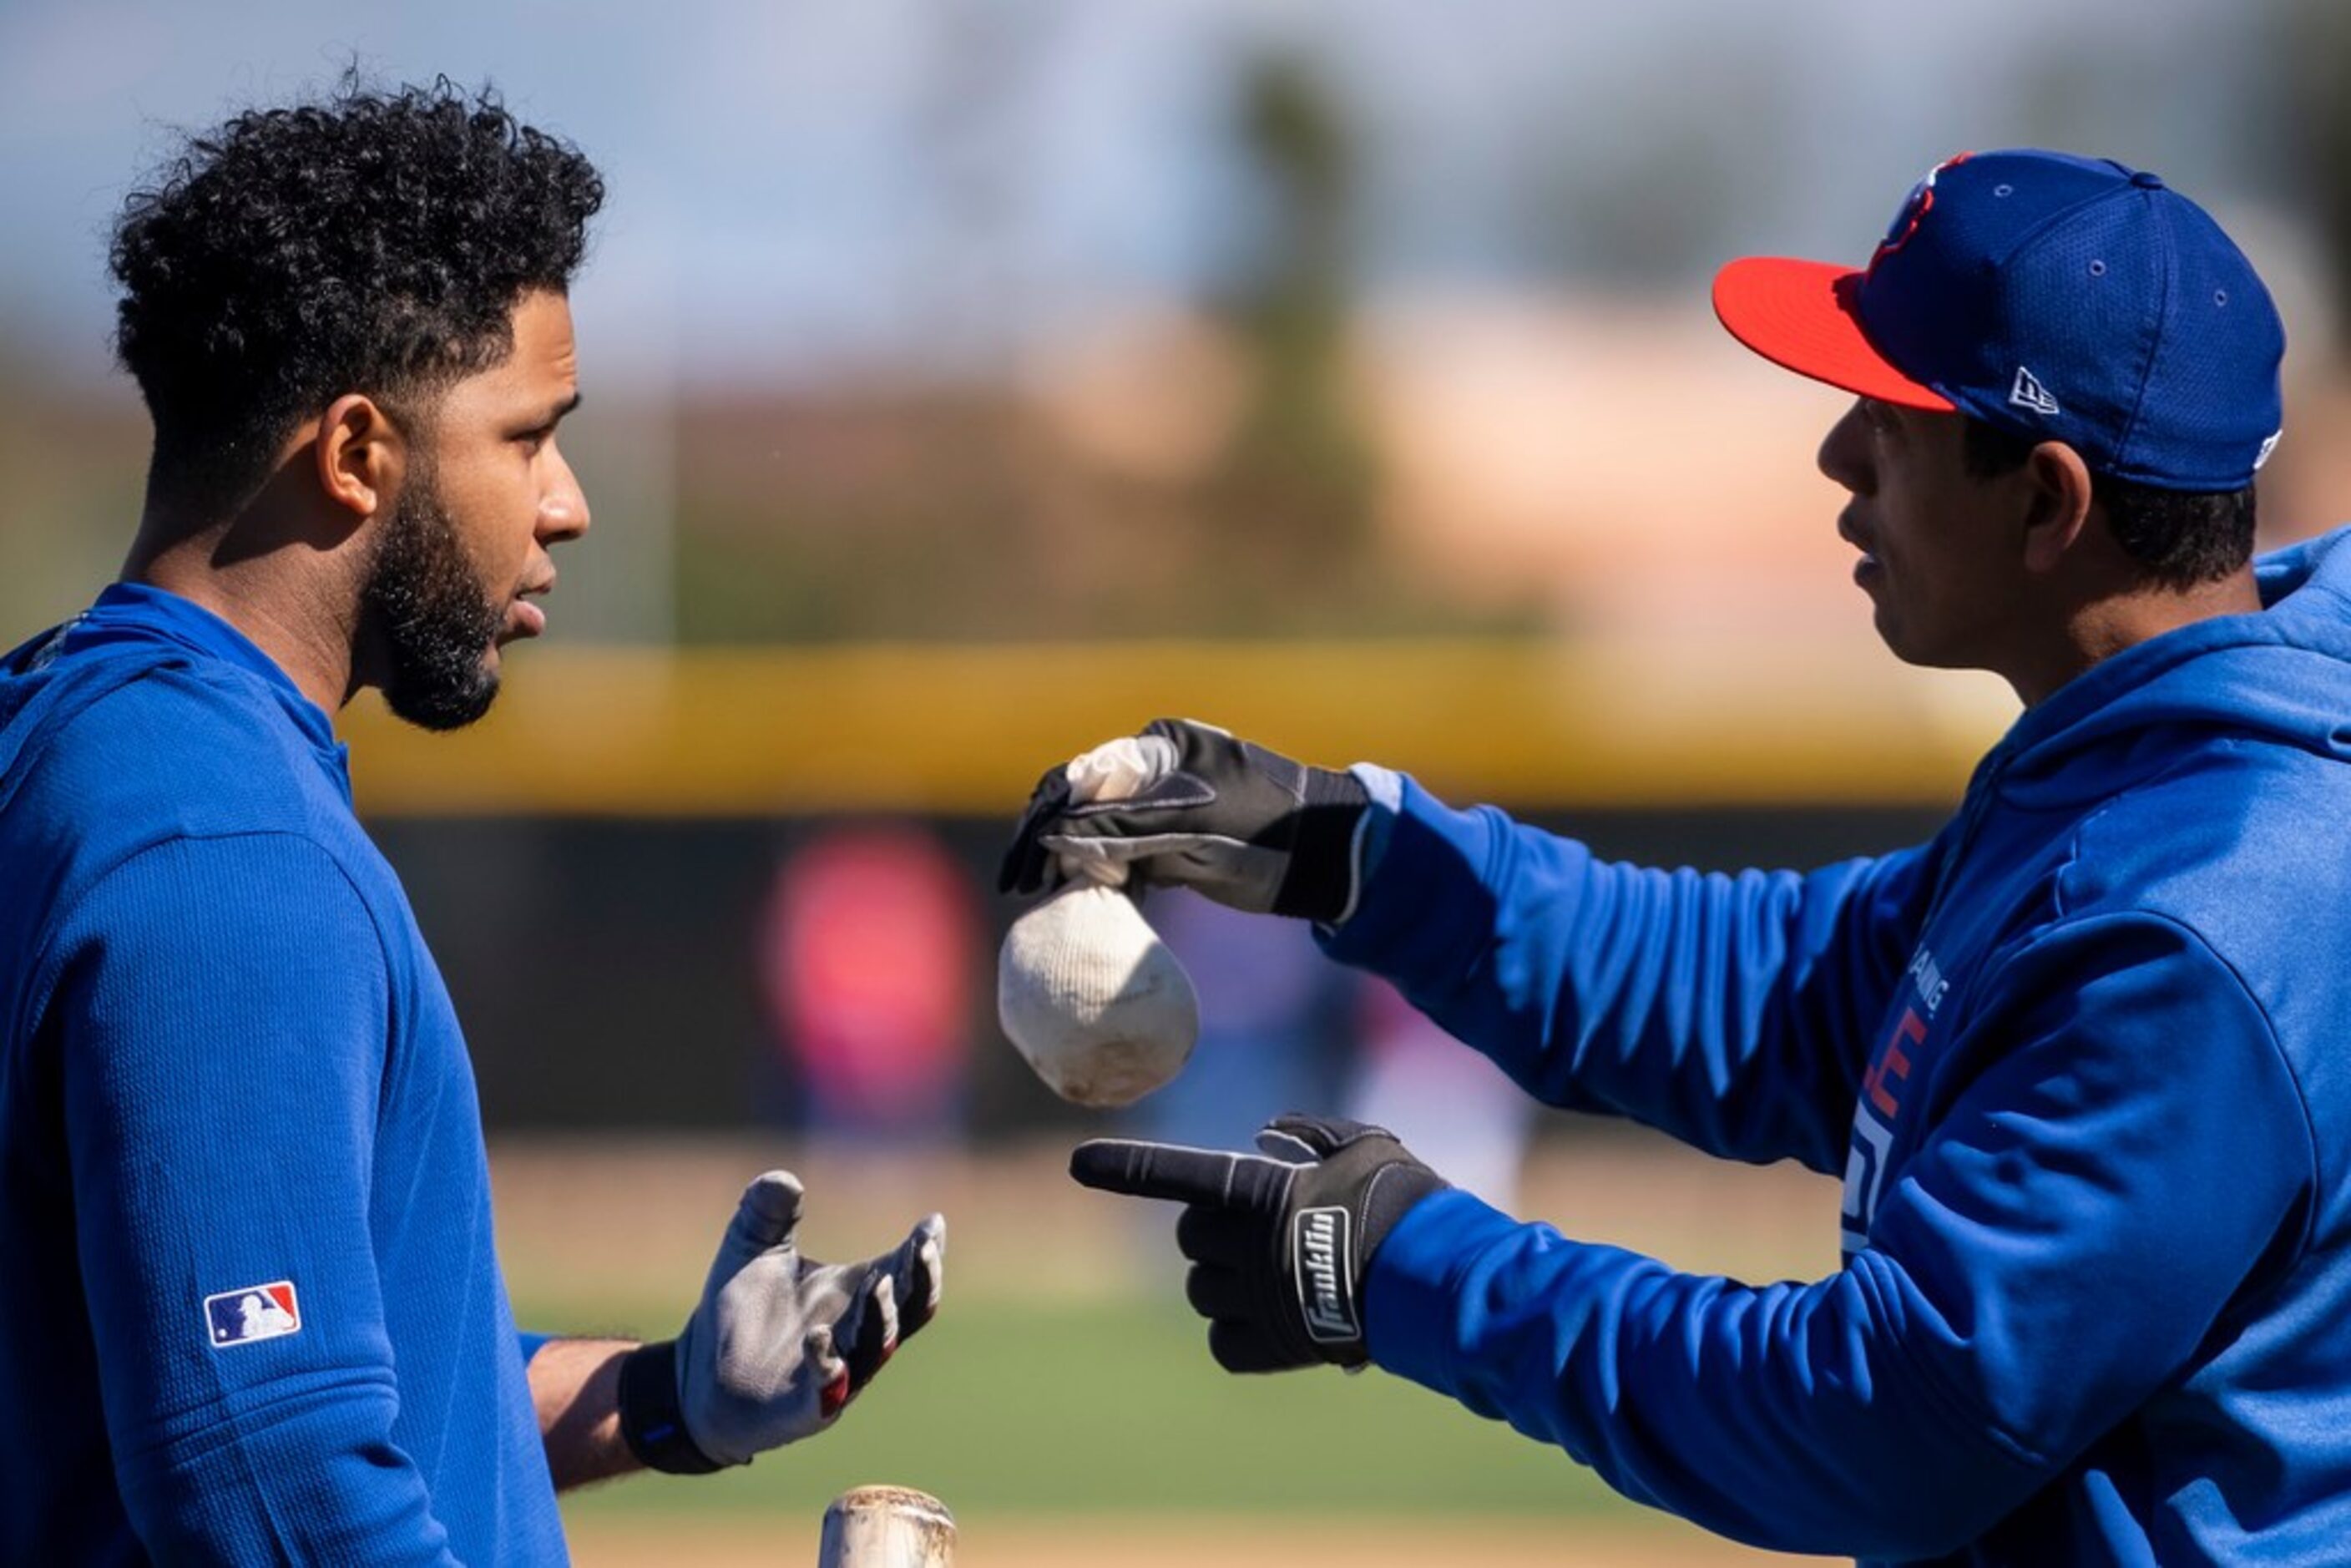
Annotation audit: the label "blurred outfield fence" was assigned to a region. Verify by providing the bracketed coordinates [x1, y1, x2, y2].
[365, 639, 1985, 1134]
[346, 637, 2012, 817]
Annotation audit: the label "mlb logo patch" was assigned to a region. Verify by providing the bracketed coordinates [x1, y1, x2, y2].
[205, 1282, 301, 1348]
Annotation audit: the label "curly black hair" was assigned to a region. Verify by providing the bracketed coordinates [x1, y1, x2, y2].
[110, 74, 605, 518]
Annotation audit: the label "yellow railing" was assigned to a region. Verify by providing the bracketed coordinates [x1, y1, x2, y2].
[339, 639, 2015, 817]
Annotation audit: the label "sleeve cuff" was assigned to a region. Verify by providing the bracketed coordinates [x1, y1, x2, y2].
[518, 1331, 552, 1367]
[1317, 773, 1499, 972]
[618, 1339, 727, 1474]
[1361, 1186, 1525, 1398]
[1319, 763, 1402, 927]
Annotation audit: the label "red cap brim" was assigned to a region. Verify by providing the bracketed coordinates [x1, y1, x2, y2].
[1711, 256, 1954, 412]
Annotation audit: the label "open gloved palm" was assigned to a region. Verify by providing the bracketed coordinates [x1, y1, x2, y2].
[619, 1171, 944, 1472]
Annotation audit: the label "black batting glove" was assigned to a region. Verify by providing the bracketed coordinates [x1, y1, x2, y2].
[1069, 1114, 1447, 1372]
[997, 718, 1370, 924]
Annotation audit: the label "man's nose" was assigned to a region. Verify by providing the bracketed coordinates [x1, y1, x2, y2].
[539, 448, 590, 542]
[1817, 400, 1874, 494]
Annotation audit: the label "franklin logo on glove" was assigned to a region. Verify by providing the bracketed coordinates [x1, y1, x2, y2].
[1294, 1208, 1359, 1344]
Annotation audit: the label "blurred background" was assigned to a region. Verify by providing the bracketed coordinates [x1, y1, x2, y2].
[12, 1, 2351, 1561]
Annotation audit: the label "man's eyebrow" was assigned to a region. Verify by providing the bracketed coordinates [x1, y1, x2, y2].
[550, 391, 583, 422]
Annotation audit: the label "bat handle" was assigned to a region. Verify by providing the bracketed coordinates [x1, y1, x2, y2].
[818, 1485, 958, 1568]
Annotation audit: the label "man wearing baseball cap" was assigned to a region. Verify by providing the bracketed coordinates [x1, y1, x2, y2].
[1006, 150, 2351, 1563]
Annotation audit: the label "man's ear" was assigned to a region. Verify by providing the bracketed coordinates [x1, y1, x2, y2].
[311, 394, 407, 520]
[2019, 439, 2096, 574]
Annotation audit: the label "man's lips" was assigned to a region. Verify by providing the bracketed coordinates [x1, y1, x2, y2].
[508, 579, 554, 639]
[1836, 504, 1869, 551]
[1837, 508, 1880, 580]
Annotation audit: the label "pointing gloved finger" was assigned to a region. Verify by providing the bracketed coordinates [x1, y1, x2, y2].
[1071, 1140, 1297, 1213]
[1071, 1139, 1247, 1205]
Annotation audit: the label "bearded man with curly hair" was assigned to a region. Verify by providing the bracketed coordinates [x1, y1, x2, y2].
[0, 78, 944, 1562]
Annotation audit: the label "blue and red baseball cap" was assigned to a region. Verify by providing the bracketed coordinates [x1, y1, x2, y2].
[1713, 149, 2284, 491]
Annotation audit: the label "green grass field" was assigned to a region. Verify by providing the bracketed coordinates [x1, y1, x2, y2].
[544, 1296, 1617, 1523]
[494, 1136, 1839, 1560]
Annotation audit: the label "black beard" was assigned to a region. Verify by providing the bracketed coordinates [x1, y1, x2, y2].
[363, 465, 506, 732]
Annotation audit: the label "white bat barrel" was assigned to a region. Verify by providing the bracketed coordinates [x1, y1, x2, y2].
[817, 1485, 957, 1567]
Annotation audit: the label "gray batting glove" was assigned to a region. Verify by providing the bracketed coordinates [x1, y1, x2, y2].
[617, 1171, 945, 1473]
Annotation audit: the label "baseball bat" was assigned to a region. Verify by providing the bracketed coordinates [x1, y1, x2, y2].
[817, 1485, 957, 1567]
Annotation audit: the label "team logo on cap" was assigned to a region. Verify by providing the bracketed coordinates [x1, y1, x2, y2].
[205, 1281, 301, 1348]
[1871, 152, 1974, 274]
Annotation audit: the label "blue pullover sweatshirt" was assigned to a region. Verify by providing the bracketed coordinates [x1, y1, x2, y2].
[0, 584, 565, 1563]
[1326, 528, 2351, 1564]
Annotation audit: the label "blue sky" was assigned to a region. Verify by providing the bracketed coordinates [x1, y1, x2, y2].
[0, 0, 2288, 389]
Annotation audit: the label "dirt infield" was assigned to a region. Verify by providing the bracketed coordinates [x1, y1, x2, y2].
[567, 1513, 1824, 1567]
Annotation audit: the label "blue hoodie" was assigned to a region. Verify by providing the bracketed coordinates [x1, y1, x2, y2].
[0, 584, 564, 1564]
[1325, 529, 2351, 1564]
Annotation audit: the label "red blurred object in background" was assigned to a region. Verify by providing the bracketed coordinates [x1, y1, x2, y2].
[759, 823, 978, 1141]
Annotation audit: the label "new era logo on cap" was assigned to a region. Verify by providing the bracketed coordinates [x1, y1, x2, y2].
[205, 1281, 301, 1348]
[2010, 367, 2061, 417]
